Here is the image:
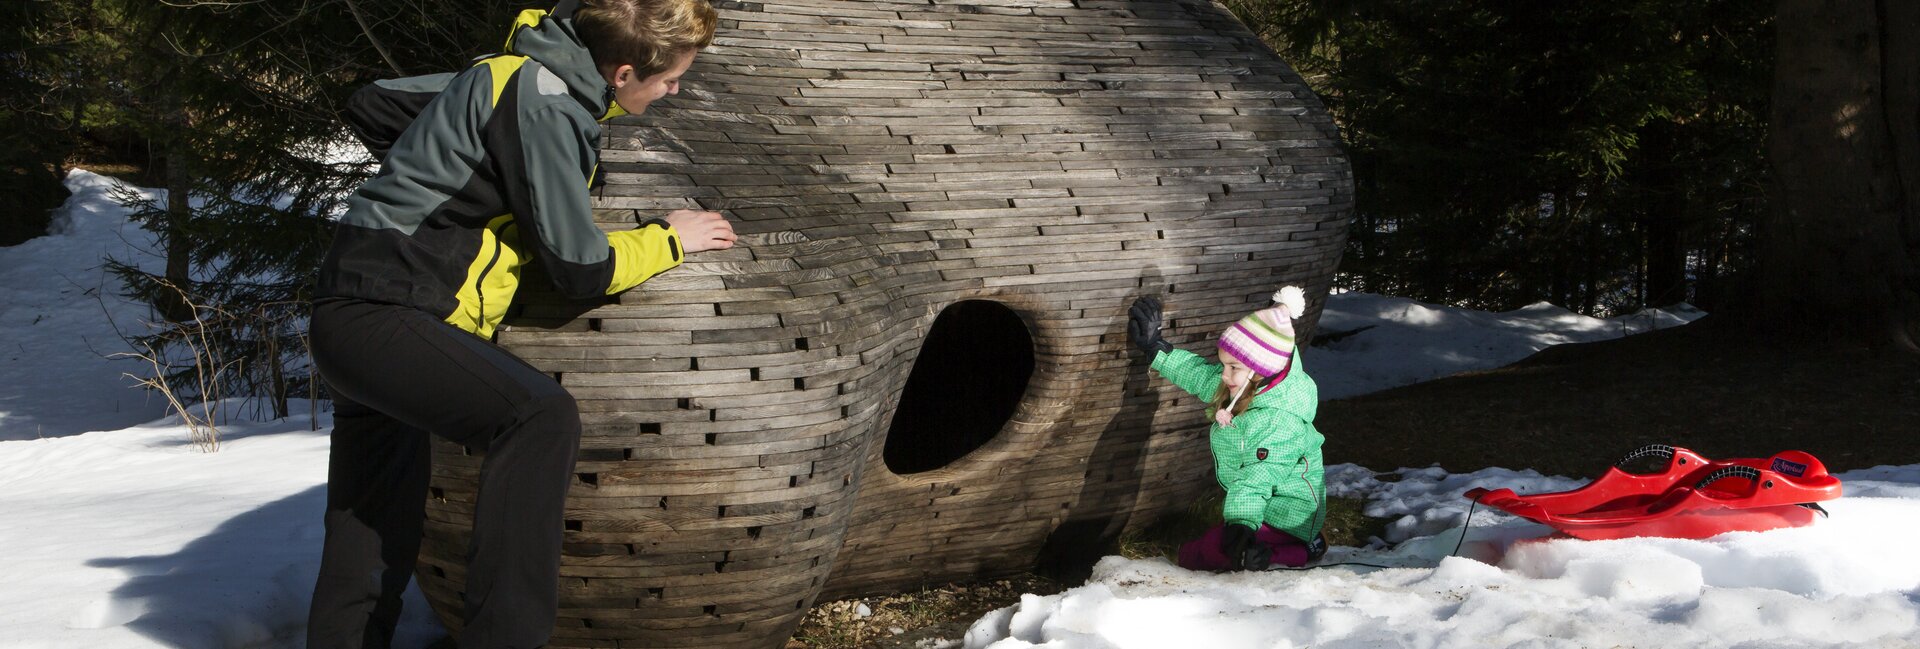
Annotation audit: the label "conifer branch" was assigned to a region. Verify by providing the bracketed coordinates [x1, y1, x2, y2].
[343, 0, 405, 75]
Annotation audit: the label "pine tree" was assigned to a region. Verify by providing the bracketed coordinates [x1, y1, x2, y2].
[93, 0, 542, 416]
[1, 1, 111, 245]
[1231, 0, 1772, 316]
[1759, 0, 1919, 350]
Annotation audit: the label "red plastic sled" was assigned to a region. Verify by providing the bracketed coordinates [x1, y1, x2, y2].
[1463, 445, 1843, 541]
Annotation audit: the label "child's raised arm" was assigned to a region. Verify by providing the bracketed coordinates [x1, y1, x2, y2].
[1128, 296, 1226, 399]
[1149, 348, 1224, 401]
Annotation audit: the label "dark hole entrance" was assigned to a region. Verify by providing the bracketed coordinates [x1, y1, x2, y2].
[883, 300, 1035, 475]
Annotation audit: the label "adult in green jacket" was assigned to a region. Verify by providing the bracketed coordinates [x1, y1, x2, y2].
[305, 2, 734, 648]
[1129, 287, 1327, 571]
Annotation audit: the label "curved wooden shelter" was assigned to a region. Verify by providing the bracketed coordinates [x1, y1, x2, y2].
[415, 0, 1353, 646]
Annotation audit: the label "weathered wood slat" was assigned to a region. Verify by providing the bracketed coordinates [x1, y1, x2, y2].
[416, 1, 1351, 646]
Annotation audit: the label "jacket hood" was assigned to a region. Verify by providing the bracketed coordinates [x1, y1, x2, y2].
[504, 7, 628, 120]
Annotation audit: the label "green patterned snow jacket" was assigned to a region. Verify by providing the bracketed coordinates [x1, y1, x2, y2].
[1151, 348, 1326, 543]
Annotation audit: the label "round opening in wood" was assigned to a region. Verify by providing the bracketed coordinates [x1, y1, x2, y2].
[883, 300, 1035, 475]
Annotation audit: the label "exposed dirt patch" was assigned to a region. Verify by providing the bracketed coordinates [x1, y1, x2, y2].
[1318, 318, 1920, 478]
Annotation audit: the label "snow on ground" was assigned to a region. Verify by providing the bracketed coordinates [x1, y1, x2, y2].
[962, 465, 1920, 649]
[0, 170, 177, 440]
[1, 170, 1910, 648]
[1310, 291, 1705, 399]
[0, 405, 440, 649]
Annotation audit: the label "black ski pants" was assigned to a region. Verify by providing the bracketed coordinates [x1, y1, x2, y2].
[305, 297, 580, 649]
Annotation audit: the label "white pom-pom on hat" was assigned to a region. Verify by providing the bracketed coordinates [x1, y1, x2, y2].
[1272, 285, 1305, 318]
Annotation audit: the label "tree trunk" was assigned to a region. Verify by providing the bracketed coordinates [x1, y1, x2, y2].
[1582, 204, 1600, 315]
[1760, 0, 1920, 350]
[266, 309, 288, 419]
[1642, 127, 1689, 307]
[1544, 193, 1570, 309]
[157, 144, 196, 323]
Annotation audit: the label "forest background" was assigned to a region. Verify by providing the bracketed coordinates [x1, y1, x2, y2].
[3, 0, 1915, 402]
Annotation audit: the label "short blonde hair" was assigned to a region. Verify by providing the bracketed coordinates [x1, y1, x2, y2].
[574, 0, 718, 79]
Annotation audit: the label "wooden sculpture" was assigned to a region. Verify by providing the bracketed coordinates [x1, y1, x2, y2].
[415, 1, 1353, 646]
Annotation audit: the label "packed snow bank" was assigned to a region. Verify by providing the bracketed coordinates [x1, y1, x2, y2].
[963, 464, 1920, 649]
[1311, 292, 1706, 399]
[0, 170, 175, 440]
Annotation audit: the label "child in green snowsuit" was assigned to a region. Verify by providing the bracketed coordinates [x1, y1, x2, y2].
[1128, 287, 1327, 570]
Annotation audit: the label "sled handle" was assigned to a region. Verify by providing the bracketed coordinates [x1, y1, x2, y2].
[1696, 466, 1762, 490]
[1616, 444, 1677, 470]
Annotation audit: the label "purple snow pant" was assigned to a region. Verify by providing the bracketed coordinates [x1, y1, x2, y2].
[1177, 523, 1311, 571]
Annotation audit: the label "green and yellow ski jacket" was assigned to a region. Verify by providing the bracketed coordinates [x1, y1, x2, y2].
[1151, 348, 1326, 543]
[317, 5, 682, 339]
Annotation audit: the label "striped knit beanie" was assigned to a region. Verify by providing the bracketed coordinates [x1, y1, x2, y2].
[1218, 286, 1304, 382]
[1213, 286, 1304, 427]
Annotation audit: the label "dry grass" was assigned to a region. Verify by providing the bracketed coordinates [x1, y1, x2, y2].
[785, 576, 1065, 649]
[112, 281, 235, 452]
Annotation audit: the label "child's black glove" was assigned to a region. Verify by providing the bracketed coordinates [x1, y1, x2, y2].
[1127, 296, 1174, 354]
[1218, 523, 1269, 571]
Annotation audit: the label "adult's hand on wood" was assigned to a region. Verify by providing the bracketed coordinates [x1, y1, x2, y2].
[665, 209, 737, 253]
